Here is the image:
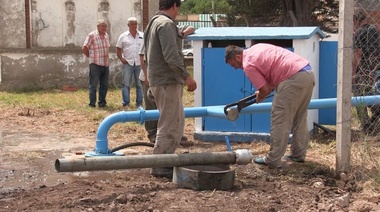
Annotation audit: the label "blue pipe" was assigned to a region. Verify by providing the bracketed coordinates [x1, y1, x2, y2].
[91, 95, 380, 156]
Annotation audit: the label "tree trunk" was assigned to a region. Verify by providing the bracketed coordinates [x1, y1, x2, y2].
[281, 0, 317, 26]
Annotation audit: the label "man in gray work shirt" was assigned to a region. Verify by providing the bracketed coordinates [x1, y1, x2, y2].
[144, 0, 197, 178]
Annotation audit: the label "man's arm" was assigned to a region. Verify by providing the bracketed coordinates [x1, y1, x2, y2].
[160, 23, 189, 77]
[255, 84, 272, 103]
[180, 26, 195, 39]
[116, 47, 127, 64]
[140, 54, 149, 86]
[82, 46, 89, 58]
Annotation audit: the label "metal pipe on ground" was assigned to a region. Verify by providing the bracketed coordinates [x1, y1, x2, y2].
[55, 149, 253, 172]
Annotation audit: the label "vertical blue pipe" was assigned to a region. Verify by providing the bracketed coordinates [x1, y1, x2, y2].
[225, 136, 232, 152]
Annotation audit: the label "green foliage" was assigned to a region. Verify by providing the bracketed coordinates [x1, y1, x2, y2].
[312, 0, 339, 33]
[180, 0, 231, 15]
[226, 0, 281, 26]
[181, 0, 339, 31]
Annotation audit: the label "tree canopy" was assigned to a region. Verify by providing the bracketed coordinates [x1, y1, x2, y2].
[180, 0, 339, 33]
[180, 0, 231, 15]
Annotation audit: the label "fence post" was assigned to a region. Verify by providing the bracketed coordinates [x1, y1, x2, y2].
[336, 0, 354, 175]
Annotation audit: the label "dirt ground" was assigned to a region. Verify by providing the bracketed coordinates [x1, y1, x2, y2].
[1, 106, 380, 212]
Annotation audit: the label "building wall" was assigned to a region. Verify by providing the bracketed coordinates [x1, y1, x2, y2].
[29, 0, 142, 48]
[0, 0, 150, 91]
[0, 0, 26, 48]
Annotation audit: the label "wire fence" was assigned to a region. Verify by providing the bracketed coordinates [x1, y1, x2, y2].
[352, 0, 380, 137]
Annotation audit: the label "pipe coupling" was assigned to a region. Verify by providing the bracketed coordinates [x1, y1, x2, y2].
[234, 149, 253, 165]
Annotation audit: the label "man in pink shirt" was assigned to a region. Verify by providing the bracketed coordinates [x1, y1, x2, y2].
[225, 43, 315, 168]
[82, 20, 110, 108]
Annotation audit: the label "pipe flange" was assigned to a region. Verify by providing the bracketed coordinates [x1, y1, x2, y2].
[234, 149, 253, 165]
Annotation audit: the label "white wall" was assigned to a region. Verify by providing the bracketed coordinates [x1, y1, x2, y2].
[0, 0, 26, 48]
[31, 0, 143, 48]
[293, 34, 321, 131]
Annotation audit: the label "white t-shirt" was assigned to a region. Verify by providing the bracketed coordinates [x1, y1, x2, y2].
[116, 30, 144, 66]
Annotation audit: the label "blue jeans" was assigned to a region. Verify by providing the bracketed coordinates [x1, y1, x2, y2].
[121, 63, 143, 106]
[89, 63, 109, 107]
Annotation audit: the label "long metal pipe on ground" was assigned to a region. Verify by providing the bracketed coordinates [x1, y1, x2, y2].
[93, 95, 380, 155]
[56, 149, 253, 172]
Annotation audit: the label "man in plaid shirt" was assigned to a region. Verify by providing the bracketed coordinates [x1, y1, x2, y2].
[82, 19, 110, 108]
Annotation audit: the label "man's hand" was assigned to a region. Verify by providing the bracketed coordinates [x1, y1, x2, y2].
[144, 79, 150, 87]
[255, 84, 271, 103]
[120, 58, 128, 64]
[185, 76, 197, 92]
[255, 91, 265, 103]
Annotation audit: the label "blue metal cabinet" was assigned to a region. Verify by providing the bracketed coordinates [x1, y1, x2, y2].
[319, 41, 338, 124]
[188, 27, 325, 140]
[202, 47, 272, 132]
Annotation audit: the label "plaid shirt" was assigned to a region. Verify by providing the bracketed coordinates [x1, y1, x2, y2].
[83, 30, 110, 66]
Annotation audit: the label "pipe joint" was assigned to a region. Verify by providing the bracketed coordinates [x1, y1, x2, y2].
[138, 106, 145, 125]
[234, 149, 253, 165]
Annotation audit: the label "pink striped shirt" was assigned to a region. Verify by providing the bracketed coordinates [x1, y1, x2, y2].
[83, 30, 110, 66]
[243, 43, 309, 90]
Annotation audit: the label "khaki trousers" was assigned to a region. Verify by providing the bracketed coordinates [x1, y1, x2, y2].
[150, 84, 184, 154]
[265, 70, 315, 166]
[141, 80, 158, 140]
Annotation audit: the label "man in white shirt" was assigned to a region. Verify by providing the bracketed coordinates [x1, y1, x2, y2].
[116, 17, 144, 109]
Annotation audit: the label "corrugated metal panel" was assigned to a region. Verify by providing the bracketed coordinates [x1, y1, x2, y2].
[177, 21, 213, 29]
[177, 14, 227, 29]
[199, 14, 225, 21]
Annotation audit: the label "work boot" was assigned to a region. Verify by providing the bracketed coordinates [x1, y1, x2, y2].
[150, 167, 173, 179]
[179, 136, 194, 147]
[148, 134, 156, 143]
[284, 155, 305, 163]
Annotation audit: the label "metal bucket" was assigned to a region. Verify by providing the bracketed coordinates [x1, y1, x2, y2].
[173, 164, 235, 191]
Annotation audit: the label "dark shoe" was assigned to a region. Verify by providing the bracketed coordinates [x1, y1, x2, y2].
[98, 104, 107, 108]
[254, 157, 267, 165]
[148, 134, 156, 143]
[88, 104, 96, 108]
[180, 139, 194, 147]
[151, 167, 173, 179]
[284, 155, 305, 163]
